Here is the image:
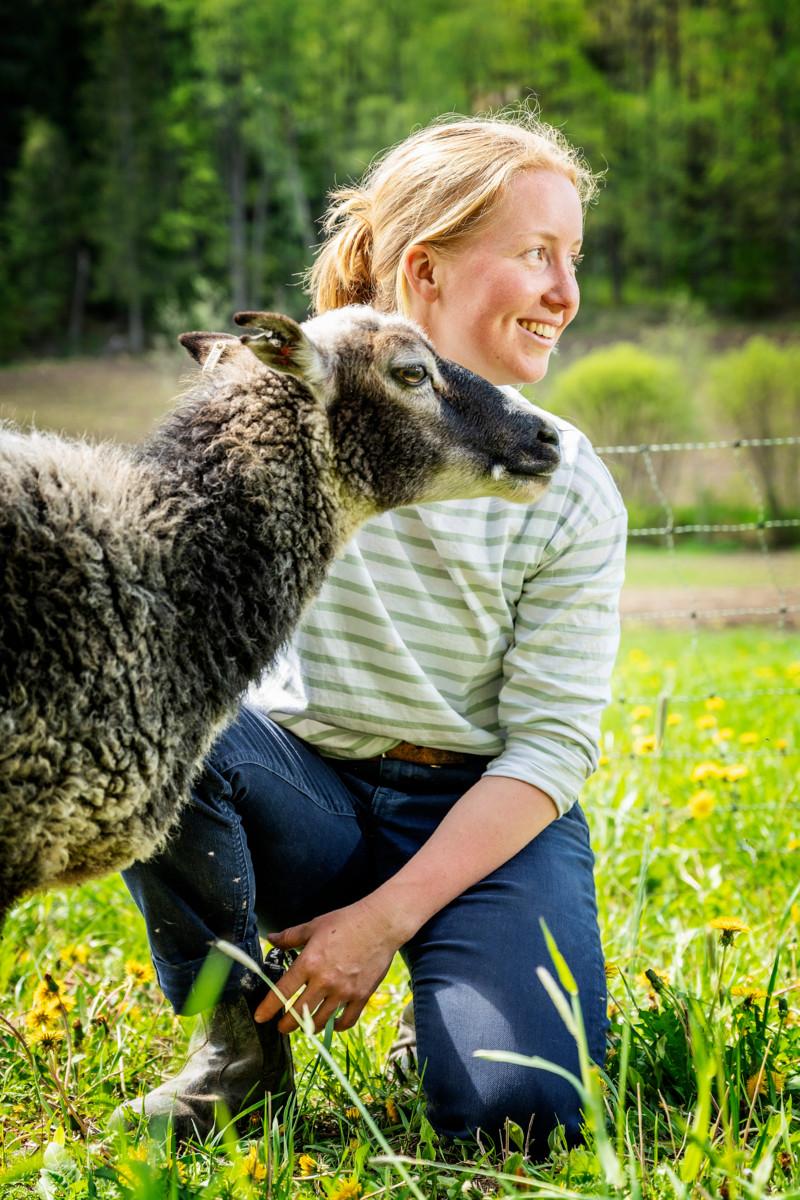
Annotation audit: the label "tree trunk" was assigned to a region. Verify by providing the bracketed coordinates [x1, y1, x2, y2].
[68, 245, 90, 349]
[228, 129, 248, 312]
[282, 109, 315, 252]
[248, 160, 270, 309]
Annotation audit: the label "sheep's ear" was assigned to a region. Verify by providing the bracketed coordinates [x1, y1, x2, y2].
[234, 311, 322, 381]
[179, 331, 240, 371]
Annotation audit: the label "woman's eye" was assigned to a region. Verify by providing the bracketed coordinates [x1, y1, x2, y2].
[394, 365, 427, 386]
[525, 247, 547, 263]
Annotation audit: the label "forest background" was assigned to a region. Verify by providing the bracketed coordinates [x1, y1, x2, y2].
[2, 0, 799, 360]
[3, 0, 799, 541]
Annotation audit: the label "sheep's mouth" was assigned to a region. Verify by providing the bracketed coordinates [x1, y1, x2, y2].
[492, 459, 559, 484]
[495, 442, 561, 481]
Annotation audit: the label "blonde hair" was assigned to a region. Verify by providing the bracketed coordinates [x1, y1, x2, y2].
[309, 108, 599, 316]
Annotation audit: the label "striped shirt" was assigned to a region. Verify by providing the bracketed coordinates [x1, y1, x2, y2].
[248, 393, 627, 816]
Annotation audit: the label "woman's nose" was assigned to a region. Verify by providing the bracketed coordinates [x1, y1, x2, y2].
[542, 264, 580, 312]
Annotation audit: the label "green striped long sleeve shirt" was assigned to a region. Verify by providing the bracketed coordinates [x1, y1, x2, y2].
[248, 397, 627, 816]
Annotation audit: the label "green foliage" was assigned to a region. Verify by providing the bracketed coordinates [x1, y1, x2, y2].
[548, 341, 694, 447]
[708, 338, 800, 521]
[549, 342, 695, 522]
[1, 0, 799, 358]
[0, 116, 82, 358]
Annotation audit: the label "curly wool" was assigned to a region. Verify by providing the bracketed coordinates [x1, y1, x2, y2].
[0, 361, 341, 924]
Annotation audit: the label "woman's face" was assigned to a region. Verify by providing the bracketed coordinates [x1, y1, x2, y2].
[407, 169, 583, 386]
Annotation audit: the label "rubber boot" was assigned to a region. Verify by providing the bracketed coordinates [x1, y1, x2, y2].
[110, 966, 293, 1143]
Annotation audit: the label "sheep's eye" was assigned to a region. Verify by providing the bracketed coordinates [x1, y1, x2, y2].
[393, 364, 428, 387]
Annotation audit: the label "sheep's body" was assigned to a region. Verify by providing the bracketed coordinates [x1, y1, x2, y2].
[0, 306, 559, 927]
[1, 371, 339, 918]
[1, 431, 185, 895]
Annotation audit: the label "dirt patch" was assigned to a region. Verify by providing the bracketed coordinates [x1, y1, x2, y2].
[621, 584, 800, 627]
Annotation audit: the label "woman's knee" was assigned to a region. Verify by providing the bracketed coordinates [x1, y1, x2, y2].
[424, 1059, 584, 1148]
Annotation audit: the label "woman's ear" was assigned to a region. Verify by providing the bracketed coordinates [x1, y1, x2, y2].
[402, 243, 440, 304]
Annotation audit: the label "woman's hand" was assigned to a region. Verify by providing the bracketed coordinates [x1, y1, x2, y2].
[253, 896, 402, 1033]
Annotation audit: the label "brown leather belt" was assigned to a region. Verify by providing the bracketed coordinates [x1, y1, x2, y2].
[379, 741, 480, 766]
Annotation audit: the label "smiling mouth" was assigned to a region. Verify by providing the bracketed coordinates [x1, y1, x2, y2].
[517, 319, 558, 343]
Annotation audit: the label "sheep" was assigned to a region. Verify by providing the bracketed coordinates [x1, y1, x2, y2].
[0, 305, 560, 930]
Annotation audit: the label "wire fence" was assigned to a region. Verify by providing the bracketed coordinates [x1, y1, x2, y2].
[592, 434, 799, 767]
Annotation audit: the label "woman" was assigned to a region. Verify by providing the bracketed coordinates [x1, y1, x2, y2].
[116, 110, 627, 1153]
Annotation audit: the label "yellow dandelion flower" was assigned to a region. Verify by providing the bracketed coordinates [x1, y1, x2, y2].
[329, 1178, 362, 1200]
[124, 959, 154, 983]
[696, 714, 717, 730]
[787, 838, 800, 852]
[731, 985, 768, 1001]
[688, 790, 715, 819]
[636, 968, 669, 991]
[344, 1105, 361, 1121]
[691, 761, 725, 782]
[598, 753, 610, 766]
[117, 1001, 142, 1020]
[745, 1071, 785, 1102]
[709, 917, 750, 945]
[666, 712, 683, 727]
[298, 1153, 316, 1176]
[604, 960, 619, 978]
[709, 916, 750, 933]
[59, 943, 90, 966]
[116, 1146, 148, 1186]
[739, 731, 759, 746]
[631, 704, 652, 721]
[634, 734, 657, 755]
[712, 727, 734, 744]
[26, 1006, 59, 1032]
[164, 1157, 188, 1183]
[787, 660, 800, 678]
[723, 763, 749, 782]
[627, 649, 650, 668]
[30, 1026, 65, 1052]
[384, 1096, 399, 1122]
[775, 738, 789, 751]
[705, 696, 726, 711]
[32, 977, 63, 1007]
[242, 1144, 267, 1182]
[791, 903, 800, 925]
[45, 993, 75, 1018]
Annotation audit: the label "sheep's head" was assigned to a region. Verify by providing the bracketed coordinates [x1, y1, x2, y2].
[184, 307, 561, 517]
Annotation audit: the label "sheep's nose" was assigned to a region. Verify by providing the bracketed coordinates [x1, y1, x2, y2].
[537, 422, 559, 448]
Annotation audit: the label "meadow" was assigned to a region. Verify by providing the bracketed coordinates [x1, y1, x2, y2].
[1, 623, 798, 1199]
[1, 350, 798, 1197]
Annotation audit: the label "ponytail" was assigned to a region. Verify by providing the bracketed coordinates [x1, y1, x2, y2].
[308, 187, 376, 312]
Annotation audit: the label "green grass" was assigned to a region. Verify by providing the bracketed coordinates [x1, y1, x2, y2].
[624, 545, 800, 590]
[2, 627, 799, 1198]
[0, 355, 182, 443]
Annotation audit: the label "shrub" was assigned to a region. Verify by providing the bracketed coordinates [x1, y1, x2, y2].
[548, 343, 695, 522]
[707, 337, 800, 523]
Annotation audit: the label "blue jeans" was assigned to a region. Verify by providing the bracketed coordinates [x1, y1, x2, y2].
[123, 705, 608, 1148]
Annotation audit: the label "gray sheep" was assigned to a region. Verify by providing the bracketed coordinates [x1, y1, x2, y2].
[0, 306, 560, 929]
